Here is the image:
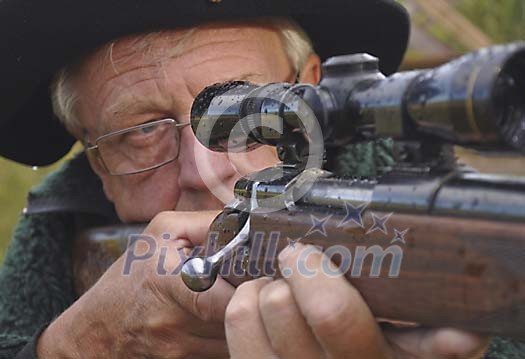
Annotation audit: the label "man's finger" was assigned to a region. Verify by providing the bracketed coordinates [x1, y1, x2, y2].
[144, 210, 220, 246]
[225, 278, 278, 359]
[166, 272, 235, 324]
[138, 236, 235, 324]
[384, 327, 490, 359]
[279, 243, 392, 359]
[259, 279, 325, 359]
[143, 210, 236, 323]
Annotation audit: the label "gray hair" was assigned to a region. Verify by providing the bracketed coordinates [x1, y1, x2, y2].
[50, 18, 314, 133]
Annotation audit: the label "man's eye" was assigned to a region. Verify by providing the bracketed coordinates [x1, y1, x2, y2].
[121, 124, 164, 147]
[132, 123, 163, 138]
[140, 124, 158, 134]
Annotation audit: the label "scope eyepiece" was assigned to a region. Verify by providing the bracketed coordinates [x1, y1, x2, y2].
[190, 81, 328, 159]
[190, 81, 259, 152]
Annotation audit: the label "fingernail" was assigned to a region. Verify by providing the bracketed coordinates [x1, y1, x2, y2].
[173, 239, 191, 249]
[430, 329, 489, 357]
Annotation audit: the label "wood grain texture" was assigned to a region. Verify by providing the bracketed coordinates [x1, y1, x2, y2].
[73, 212, 525, 339]
[231, 211, 525, 339]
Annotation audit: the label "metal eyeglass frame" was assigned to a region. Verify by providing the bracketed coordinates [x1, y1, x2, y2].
[85, 118, 191, 176]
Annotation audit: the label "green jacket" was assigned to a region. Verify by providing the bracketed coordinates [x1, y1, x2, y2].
[0, 150, 524, 358]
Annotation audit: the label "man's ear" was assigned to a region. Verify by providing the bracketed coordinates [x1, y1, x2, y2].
[299, 54, 322, 85]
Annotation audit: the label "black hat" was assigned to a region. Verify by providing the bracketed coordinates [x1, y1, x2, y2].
[0, 0, 410, 166]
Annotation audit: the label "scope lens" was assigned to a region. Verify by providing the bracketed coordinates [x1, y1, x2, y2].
[493, 52, 525, 151]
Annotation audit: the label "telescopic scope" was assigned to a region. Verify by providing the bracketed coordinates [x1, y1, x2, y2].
[190, 42, 525, 154]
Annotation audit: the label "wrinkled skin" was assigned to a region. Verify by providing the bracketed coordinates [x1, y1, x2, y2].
[37, 23, 489, 358]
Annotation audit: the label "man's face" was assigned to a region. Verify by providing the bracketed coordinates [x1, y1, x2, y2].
[73, 24, 298, 222]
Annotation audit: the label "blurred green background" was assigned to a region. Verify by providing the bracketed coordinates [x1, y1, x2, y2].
[0, 154, 75, 263]
[458, 0, 524, 42]
[0, 0, 524, 264]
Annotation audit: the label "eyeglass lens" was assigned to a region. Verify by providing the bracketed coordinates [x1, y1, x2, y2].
[97, 120, 180, 175]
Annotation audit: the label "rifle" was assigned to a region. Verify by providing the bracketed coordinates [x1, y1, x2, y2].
[74, 42, 525, 340]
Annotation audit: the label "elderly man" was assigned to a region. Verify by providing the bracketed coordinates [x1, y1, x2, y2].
[0, 0, 519, 358]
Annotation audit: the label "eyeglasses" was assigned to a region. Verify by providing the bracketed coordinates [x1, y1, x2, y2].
[85, 118, 190, 176]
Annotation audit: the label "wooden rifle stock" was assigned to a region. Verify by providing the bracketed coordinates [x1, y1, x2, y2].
[73, 173, 525, 340]
[235, 210, 525, 340]
[73, 208, 525, 341]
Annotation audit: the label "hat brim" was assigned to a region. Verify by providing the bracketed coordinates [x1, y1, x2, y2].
[0, 0, 409, 165]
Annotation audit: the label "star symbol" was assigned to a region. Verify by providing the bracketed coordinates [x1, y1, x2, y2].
[305, 214, 332, 237]
[391, 228, 409, 244]
[338, 202, 368, 228]
[286, 236, 302, 248]
[366, 212, 393, 235]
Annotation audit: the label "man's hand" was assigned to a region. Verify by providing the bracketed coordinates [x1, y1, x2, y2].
[38, 211, 234, 359]
[225, 243, 490, 359]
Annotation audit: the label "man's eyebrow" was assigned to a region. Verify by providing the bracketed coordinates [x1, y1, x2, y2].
[101, 98, 166, 133]
[107, 98, 159, 118]
[106, 72, 262, 119]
